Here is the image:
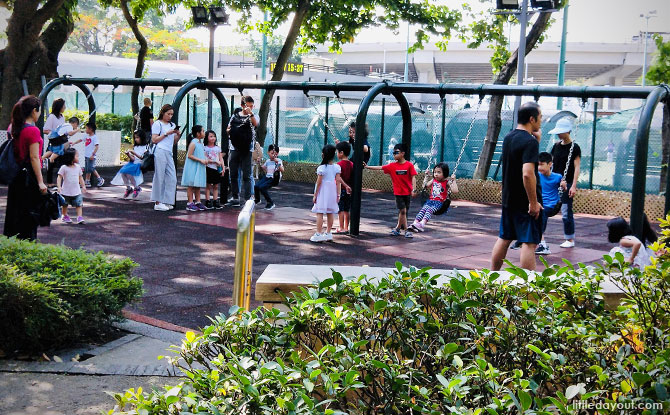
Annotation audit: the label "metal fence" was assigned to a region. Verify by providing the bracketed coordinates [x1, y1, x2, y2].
[47, 88, 666, 195]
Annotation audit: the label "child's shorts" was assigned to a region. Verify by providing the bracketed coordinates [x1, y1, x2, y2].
[338, 190, 351, 212]
[63, 194, 83, 207]
[395, 195, 411, 210]
[206, 167, 221, 184]
[47, 144, 65, 156]
[84, 157, 96, 173]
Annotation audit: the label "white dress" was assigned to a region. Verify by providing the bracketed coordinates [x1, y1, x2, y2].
[311, 163, 341, 214]
[608, 235, 653, 268]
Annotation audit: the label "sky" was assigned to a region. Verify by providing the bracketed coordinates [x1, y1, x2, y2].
[180, 0, 670, 52]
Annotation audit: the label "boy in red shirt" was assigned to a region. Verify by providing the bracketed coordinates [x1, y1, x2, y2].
[366, 143, 417, 238]
[336, 141, 353, 233]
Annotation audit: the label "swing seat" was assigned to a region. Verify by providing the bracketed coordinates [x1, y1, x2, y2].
[544, 201, 562, 218]
[434, 199, 451, 215]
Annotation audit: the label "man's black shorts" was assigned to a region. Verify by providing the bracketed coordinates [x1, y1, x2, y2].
[395, 195, 411, 210]
[499, 206, 542, 244]
[338, 190, 351, 212]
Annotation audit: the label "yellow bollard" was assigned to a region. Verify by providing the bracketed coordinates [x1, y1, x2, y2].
[233, 199, 256, 310]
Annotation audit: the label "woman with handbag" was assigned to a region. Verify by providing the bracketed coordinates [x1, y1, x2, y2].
[150, 104, 181, 211]
[3, 95, 48, 240]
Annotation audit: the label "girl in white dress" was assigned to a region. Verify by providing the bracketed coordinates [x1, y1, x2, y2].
[310, 144, 341, 243]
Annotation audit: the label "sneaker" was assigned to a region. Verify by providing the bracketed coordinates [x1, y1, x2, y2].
[404, 231, 414, 238]
[96, 177, 105, 187]
[510, 240, 522, 250]
[416, 222, 426, 232]
[123, 187, 132, 198]
[205, 200, 213, 210]
[535, 242, 551, 255]
[61, 214, 72, 224]
[76, 216, 85, 224]
[560, 240, 575, 248]
[213, 200, 223, 209]
[186, 202, 198, 211]
[154, 203, 170, 211]
[231, 199, 241, 207]
[132, 187, 141, 198]
[323, 232, 333, 242]
[195, 202, 207, 211]
[310, 232, 325, 243]
[167, 205, 174, 210]
[85, 180, 91, 188]
[390, 228, 401, 236]
[408, 223, 420, 233]
[265, 203, 276, 211]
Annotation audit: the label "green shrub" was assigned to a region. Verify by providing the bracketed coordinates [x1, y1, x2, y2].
[0, 237, 143, 354]
[64, 110, 135, 143]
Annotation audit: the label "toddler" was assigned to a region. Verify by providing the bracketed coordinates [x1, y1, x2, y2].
[310, 144, 341, 242]
[83, 122, 104, 187]
[203, 130, 225, 209]
[335, 141, 353, 234]
[254, 144, 284, 211]
[409, 162, 456, 232]
[181, 125, 208, 211]
[111, 130, 147, 198]
[43, 116, 82, 163]
[607, 217, 656, 269]
[57, 148, 88, 224]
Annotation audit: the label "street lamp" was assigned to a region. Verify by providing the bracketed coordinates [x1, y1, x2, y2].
[640, 10, 656, 87]
[191, 6, 230, 130]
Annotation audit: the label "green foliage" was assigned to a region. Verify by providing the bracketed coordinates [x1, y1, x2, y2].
[111, 256, 670, 414]
[249, 35, 305, 63]
[64, 110, 135, 143]
[0, 237, 143, 354]
[646, 35, 670, 85]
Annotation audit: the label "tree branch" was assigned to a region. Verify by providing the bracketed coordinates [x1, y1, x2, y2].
[34, 0, 68, 28]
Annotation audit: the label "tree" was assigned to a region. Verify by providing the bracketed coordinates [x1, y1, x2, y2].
[645, 35, 670, 192]
[227, 0, 463, 146]
[471, 6, 557, 180]
[249, 35, 304, 63]
[0, 0, 76, 126]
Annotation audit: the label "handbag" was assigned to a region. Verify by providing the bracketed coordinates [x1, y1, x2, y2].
[140, 144, 156, 173]
[0, 133, 20, 185]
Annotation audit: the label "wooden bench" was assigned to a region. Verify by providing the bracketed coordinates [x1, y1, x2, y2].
[255, 264, 626, 309]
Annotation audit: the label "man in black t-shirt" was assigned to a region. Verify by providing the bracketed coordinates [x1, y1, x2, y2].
[139, 98, 154, 138]
[491, 102, 544, 271]
[549, 117, 581, 249]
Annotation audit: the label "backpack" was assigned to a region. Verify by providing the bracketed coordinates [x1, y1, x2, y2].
[0, 131, 21, 185]
[229, 108, 253, 153]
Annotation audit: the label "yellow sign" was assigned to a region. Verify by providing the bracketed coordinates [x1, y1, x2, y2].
[269, 62, 304, 75]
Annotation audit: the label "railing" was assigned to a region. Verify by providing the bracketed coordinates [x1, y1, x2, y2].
[217, 61, 404, 81]
[232, 199, 256, 309]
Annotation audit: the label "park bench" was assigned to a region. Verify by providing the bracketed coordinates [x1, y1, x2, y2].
[255, 264, 626, 310]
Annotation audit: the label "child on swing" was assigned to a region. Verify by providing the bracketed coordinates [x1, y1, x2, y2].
[408, 162, 457, 232]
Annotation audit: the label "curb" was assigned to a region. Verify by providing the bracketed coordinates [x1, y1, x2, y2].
[122, 310, 199, 334]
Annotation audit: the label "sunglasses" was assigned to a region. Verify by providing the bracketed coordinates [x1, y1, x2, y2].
[393, 150, 401, 155]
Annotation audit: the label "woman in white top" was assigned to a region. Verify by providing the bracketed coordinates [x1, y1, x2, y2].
[43, 98, 66, 136]
[151, 104, 181, 211]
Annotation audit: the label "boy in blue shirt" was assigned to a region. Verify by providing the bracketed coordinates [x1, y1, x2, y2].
[536, 152, 566, 254]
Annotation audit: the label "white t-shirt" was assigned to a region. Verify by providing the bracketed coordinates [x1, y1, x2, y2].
[58, 163, 83, 196]
[152, 121, 176, 153]
[52, 123, 73, 139]
[204, 145, 222, 169]
[44, 113, 64, 135]
[316, 163, 341, 182]
[132, 144, 148, 164]
[84, 134, 98, 158]
[263, 158, 283, 178]
[609, 235, 653, 269]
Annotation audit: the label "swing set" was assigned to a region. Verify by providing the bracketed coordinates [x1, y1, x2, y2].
[38, 77, 668, 239]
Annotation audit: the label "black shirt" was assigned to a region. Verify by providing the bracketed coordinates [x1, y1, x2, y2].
[501, 129, 542, 210]
[551, 141, 581, 184]
[349, 137, 371, 164]
[139, 106, 153, 133]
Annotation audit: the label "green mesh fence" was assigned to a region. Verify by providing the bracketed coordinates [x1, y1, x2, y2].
[46, 88, 666, 195]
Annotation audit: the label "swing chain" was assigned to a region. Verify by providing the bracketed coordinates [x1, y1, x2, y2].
[557, 99, 586, 197]
[307, 94, 339, 143]
[335, 93, 350, 125]
[453, 97, 484, 177]
[428, 98, 444, 168]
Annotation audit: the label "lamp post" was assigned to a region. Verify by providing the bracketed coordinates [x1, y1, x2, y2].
[641, 10, 656, 87]
[404, 22, 410, 82]
[191, 6, 229, 130]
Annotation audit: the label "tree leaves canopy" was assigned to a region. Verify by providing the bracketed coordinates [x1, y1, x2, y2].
[646, 35, 670, 85]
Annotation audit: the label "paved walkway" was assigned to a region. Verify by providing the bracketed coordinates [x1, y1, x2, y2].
[0, 171, 629, 330]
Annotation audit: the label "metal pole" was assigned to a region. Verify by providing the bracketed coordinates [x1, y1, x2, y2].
[207, 24, 216, 130]
[642, 17, 649, 87]
[111, 90, 115, 114]
[186, 94, 190, 131]
[150, 92, 154, 112]
[589, 100, 598, 189]
[512, 0, 529, 126]
[379, 98, 386, 165]
[440, 97, 446, 162]
[275, 96, 280, 147]
[556, 1, 569, 110]
[233, 200, 255, 309]
[324, 97, 329, 146]
[404, 22, 410, 82]
[75, 90, 79, 110]
[193, 95, 197, 125]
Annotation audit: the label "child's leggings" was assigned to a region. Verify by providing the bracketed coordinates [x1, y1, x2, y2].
[415, 200, 443, 222]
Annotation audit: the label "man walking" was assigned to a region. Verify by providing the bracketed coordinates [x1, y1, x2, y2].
[491, 102, 544, 271]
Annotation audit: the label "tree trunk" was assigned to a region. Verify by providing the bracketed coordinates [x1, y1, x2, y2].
[660, 103, 670, 193]
[120, 0, 148, 127]
[0, 0, 67, 126]
[472, 11, 552, 180]
[256, 0, 311, 146]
